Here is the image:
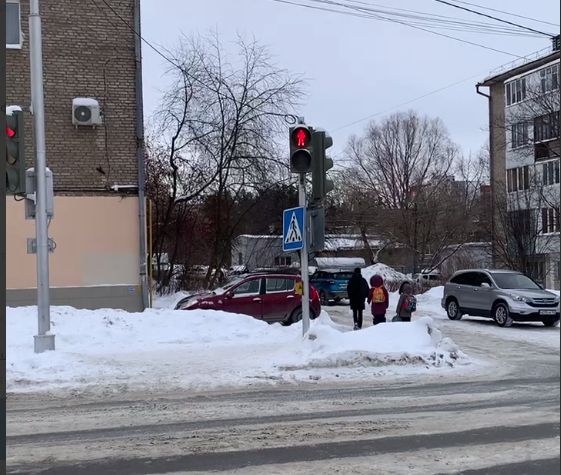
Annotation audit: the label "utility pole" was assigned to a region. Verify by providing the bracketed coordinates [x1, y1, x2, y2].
[29, 0, 55, 353]
[297, 173, 311, 335]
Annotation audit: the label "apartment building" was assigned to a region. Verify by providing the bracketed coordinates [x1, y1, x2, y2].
[477, 37, 560, 289]
[6, 0, 148, 310]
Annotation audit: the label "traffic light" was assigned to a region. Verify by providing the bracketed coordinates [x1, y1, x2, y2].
[289, 125, 313, 173]
[311, 130, 334, 201]
[6, 110, 26, 195]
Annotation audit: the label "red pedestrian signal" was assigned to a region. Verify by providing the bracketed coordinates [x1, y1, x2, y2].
[291, 126, 311, 149]
[6, 110, 26, 194]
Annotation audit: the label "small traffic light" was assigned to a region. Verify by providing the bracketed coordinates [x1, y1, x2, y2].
[6, 110, 26, 195]
[311, 130, 334, 202]
[289, 125, 313, 173]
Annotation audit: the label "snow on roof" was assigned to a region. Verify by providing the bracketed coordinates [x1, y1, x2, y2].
[6, 105, 22, 115]
[72, 97, 99, 107]
[315, 257, 366, 268]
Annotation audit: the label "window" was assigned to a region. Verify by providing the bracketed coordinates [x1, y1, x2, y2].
[233, 279, 261, 296]
[539, 64, 559, 93]
[450, 272, 478, 286]
[274, 256, 292, 267]
[490, 272, 541, 290]
[265, 278, 295, 293]
[541, 208, 560, 234]
[508, 209, 533, 235]
[542, 160, 560, 186]
[534, 111, 560, 143]
[506, 166, 530, 192]
[510, 122, 529, 149]
[6, 1, 21, 48]
[505, 77, 527, 106]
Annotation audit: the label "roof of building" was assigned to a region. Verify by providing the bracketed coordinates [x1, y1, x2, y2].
[478, 48, 560, 87]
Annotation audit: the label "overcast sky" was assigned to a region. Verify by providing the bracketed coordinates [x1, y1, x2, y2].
[141, 0, 560, 158]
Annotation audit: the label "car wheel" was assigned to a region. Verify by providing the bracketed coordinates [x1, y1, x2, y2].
[446, 298, 462, 320]
[290, 308, 303, 324]
[542, 319, 560, 327]
[319, 291, 329, 306]
[493, 303, 513, 327]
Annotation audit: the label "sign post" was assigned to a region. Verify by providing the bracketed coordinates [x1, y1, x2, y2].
[282, 200, 310, 335]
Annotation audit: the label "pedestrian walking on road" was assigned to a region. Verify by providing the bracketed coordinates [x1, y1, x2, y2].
[347, 268, 369, 330]
[394, 281, 417, 322]
[367, 275, 389, 325]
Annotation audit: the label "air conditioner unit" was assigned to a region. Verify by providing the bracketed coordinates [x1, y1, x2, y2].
[72, 98, 102, 127]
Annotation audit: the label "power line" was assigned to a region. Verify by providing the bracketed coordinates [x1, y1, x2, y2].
[331, 73, 483, 133]
[269, 0, 525, 57]
[447, 0, 560, 28]
[431, 0, 555, 37]
[336, 0, 542, 36]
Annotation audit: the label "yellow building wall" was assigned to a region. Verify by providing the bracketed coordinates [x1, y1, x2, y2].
[6, 196, 140, 289]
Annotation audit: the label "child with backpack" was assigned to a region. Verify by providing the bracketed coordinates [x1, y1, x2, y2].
[395, 281, 417, 322]
[367, 275, 389, 325]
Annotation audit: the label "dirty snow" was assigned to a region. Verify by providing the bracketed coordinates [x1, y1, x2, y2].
[6, 305, 470, 393]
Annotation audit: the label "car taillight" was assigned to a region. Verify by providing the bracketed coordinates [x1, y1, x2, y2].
[311, 287, 319, 301]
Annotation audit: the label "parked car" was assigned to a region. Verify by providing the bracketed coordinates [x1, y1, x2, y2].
[176, 272, 321, 325]
[310, 269, 355, 305]
[441, 269, 560, 327]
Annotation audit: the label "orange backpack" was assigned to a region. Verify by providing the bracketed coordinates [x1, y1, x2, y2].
[372, 286, 386, 304]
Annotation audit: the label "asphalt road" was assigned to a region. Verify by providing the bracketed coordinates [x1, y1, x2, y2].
[6, 307, 560, 475]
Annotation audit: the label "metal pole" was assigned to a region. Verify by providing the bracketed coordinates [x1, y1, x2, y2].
[148, 199, 154, 308]
[30, 0, 55, 353]
[298, 173, 311, 335]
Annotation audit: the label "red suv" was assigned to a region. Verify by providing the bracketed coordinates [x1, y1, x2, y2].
[176, 272, 322, 325]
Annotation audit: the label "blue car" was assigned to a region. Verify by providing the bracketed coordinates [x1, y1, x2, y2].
[310, 269, 355, 305]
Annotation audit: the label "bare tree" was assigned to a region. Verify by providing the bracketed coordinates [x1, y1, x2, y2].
[152, 32, 305, 289]
[342, 110, 485, 273]
[490, 175, 559, 284]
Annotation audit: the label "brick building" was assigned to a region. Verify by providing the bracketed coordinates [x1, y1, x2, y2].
[6, 0, 148, 310]
[477, 37, 560, 289]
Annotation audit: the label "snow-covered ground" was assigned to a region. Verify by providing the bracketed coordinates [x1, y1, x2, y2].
[6, 303, 471, 394]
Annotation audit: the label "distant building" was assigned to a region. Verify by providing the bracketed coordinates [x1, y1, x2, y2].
[232, 234, 411, 272]
[6, 0, 147, 310]
[477, 37, 560, 289]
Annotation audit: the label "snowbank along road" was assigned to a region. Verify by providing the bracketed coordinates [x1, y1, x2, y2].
[6, 306, 560, 475]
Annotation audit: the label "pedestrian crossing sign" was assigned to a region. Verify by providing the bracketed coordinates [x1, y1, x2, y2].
[283, 206, 305, 252]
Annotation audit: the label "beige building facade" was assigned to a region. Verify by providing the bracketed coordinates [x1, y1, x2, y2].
[6, 0, 147, 311]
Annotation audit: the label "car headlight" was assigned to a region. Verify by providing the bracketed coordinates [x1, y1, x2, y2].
[180, 298, 200, 310]
[509, 294, 529, 302]
[554, 296, 560, 304]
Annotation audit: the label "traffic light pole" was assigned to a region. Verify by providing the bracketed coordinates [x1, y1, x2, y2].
[298, 173, 311, 335]
[30, 0, 55, 353]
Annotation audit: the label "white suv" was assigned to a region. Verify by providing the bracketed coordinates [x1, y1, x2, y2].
[441, 269, 560, 328]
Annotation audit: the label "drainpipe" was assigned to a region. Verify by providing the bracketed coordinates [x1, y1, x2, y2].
[476, 83, 496, 267]
[134, 0, 149, 310]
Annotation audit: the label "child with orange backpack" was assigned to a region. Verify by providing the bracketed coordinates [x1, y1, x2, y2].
[367, 275, 389, 325]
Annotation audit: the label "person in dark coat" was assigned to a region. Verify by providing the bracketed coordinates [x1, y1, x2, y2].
[367, 274, 390, 325]
[347, 268, 369, 330]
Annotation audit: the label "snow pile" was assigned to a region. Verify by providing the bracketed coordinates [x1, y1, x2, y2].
[6, 306, 470, 394]
[153, 291, 192, 310]
[288, 315, 468, 371]
[418, 286, 445, 308]
[362, 263, 408, 284]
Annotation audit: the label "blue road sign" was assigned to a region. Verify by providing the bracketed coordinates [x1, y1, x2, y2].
[283, 206, 305, 252]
